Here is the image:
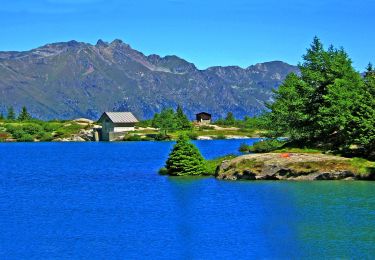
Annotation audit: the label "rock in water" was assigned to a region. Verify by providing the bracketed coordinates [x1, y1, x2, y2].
[215, 153, 362, 181]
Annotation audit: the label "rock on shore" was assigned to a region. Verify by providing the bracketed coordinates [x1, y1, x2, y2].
[215, 153, 369, 181]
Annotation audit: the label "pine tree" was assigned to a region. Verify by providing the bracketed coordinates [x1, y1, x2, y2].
[224, 112, 236, 125]
[0, 112, 3, 120]
[7, 106, 15, 120]
[175, 105, 192, 130]
[268, 37, 364, 149]
[165, 135, 206, 176]
[18, 106, 31, 121]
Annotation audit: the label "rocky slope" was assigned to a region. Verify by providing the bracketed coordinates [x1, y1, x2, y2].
[0, 39, 298, 120]
[216, 153, 374, 180]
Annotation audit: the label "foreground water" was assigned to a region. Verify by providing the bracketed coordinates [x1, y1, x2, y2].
[0, 139, 374, 259]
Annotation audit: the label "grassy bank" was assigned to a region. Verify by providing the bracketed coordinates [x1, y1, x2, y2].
[0, 119, 90, 142]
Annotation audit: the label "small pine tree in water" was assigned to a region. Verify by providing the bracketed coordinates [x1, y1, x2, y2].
[165, 135, 206, 176]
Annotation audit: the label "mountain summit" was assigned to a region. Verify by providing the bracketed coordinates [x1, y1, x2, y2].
[0, 40, 298, 120]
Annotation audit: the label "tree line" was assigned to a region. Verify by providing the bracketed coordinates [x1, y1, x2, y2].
[0, 106, 32, 121]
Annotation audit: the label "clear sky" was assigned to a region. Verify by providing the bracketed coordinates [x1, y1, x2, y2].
[0, 0, 373, 70]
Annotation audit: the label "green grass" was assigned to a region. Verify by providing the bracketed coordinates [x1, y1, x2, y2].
[0, 120, 86, 141]
[273, 147, 322, 153]
[132, 126, 260, 141]
[349, 157, 375, 176]
[205, 155, 236, 175]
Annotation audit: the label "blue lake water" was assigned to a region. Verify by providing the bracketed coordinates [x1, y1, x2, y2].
[0, 139, 374, 259]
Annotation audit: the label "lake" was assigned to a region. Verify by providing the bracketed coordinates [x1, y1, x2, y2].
[0, 139, 374, 259]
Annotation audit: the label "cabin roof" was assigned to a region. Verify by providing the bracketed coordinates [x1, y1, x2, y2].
[99, 112, 139, 123]
[196, 112, 211, 117]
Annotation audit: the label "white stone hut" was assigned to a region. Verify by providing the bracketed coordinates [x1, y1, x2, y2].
[98, 112, 139, 141]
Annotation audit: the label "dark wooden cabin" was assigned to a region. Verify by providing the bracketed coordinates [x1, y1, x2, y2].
[196, 112, 212, 124]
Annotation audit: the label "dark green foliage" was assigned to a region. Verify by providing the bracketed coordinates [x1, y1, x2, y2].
[18, 106, 31, 121]
[3, 121, 83, 142]
[187, 131, 199, 140]
[215, 114, 266, 130]
[39, 132, 54, 142]
[154, 133, 171, 141]
[214, 134, 226, 140]
[198, 125, 215, 130]
[152, 106, 192, 134]
[239, 143, 250, 152]
[152, 108, 176, 134]
[0, 112, 3, 120]
[248, 139, 286, 153]
[136, 119, 152, 128]
[7, 106, 15, 120]
[266, 37, 375, 156]
[165, 135, 206, 176]
[17, 134, 34, 142]
[175, 105, 192, 130]
[224, 112, 235, 125]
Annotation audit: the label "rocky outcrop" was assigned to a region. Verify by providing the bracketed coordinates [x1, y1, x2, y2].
[215, 153, 368, 180]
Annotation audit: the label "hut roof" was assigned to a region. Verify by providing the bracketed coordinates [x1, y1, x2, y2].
[99, 112, 139, 123]
[196, 112, 211, 117]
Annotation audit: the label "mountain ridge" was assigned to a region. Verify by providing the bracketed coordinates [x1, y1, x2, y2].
[0, 39, 299, 120]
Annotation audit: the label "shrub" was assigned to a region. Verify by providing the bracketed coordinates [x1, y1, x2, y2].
[22, 123, 44, 135]
[248, 139, 285, 153]
[165, 135, 206, 176]
[187, 131, 199, 140]
[17, 133, 34, 142]
[215, 134, 226, 140]
[239, 143, 250, 152]
[154, 133, 171, 141]
[39, 132, 54, 141]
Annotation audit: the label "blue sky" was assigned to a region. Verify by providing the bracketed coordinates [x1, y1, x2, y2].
[0, 0, 373, 70]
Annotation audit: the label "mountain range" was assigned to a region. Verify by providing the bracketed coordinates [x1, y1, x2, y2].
[0, 39, 298, 120]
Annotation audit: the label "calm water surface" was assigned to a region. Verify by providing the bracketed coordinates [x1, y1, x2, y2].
[0, 139, 374, 259]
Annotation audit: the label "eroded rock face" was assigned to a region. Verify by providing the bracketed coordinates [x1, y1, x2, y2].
[215, 153, 361, 181]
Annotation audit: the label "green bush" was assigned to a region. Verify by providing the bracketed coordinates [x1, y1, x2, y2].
[17, 133, 34, 142]
[215, 134, 226, 140]
[239, 143, 250, 152]
[187, 131, 199, 140]
[39, 132, 54, 141]
[165, 135, 206, 176]
[154, 133, 171, 141]
[248, 139, 285, 153]
[22, 123, 44, 135]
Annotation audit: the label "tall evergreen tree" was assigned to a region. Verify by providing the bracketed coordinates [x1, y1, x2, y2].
[165, 135, 206, 176]
[224, 112, 236, 125]
[7, 106, 15, 120]
[175, 105, 192, 130]
[267, 37, 370, 151]
[18, 106, 31, 121]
